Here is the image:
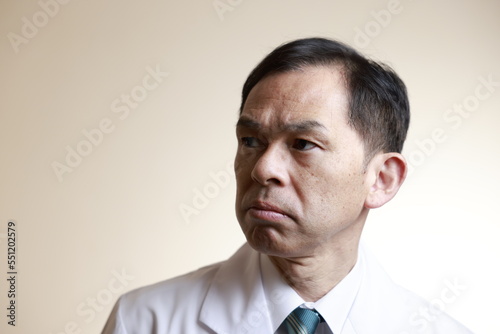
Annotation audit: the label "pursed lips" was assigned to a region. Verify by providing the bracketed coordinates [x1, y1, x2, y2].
[247, 201, 291, 222]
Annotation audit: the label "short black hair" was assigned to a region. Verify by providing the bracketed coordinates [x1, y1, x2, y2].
[240, 37, 410, 159]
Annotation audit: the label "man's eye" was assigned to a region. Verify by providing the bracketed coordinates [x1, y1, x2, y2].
[241, 137, 261, 148]
[292, 139, 316, 151]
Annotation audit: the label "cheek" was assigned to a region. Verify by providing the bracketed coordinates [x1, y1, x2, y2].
[293, 167, 337, 214]
[234, 151, 249, 177]
[334, 175, 370, 214]
[299, 165, 367, 212]
[234, 148, 257, 172]
[234, 156, 254, 195]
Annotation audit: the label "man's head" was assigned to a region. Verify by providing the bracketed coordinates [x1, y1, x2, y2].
[234, 38, 409, 258]
[240, 37, 410, 162]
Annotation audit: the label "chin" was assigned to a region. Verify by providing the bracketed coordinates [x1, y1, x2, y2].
[245, 226, 298, 258]
[245, 225, 279, 253]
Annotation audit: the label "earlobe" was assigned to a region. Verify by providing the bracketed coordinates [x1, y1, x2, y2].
[364, 153, 407, 209]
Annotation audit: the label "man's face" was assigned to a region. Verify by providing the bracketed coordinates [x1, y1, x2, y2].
[234, 66, 374, 258]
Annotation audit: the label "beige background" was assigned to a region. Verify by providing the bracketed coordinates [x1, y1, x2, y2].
[1, 0, 499, 333]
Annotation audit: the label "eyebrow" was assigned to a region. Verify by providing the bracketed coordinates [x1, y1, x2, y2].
[236, 116, 328, 133]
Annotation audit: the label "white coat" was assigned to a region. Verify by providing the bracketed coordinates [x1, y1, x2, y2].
[102, 243, 473, 334]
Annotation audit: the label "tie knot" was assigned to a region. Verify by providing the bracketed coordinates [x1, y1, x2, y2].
[285, 307, 321, 334]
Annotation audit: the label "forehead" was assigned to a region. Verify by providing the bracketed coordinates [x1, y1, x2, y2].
[241, 66, 350, 128]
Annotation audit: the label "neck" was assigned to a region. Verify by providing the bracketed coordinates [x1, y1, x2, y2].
[269, 220, 364, 302]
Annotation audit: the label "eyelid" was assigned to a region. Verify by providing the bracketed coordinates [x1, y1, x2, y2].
[289, 129, 328, 146]
[292, 138, 318, 151]
[241, 136, 264, 148]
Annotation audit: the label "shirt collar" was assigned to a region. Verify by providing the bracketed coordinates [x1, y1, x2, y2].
[260, 249, 364, 334]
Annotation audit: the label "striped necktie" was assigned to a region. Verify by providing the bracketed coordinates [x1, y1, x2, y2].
[285, 307, 321, 334]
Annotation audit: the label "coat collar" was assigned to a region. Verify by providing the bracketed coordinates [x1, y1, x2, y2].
[199, 244, 273, 334]
[199, 243, 435, 334]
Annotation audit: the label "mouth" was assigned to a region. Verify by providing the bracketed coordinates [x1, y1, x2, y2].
[247, 201, 291, 223]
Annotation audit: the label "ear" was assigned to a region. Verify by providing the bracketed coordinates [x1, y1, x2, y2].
[364, 153, 407, 209]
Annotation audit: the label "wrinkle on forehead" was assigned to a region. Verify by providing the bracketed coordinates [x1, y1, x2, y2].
[248, 67, 346, 104]
[241, 66, 350, 129]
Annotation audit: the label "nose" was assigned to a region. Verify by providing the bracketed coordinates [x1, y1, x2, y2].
[251, 144, 289, 186]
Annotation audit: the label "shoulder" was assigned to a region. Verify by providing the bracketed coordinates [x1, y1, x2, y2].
[102, 244, 257, 334]
[385, 282, 472, 334]
[101, 262, 223, 334]
[350, 245, 473, 334]
[121, 261, 221, 313]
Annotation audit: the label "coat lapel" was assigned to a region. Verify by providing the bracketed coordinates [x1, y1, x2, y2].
[199, 244, 273, 334]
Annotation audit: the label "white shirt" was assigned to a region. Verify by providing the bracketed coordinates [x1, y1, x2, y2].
[261, 251, 363, 334]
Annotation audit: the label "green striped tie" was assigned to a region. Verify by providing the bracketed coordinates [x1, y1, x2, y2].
[285, 307, 321, 334]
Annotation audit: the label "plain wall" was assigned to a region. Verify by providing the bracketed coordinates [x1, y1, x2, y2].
[1, 0, 499, 333]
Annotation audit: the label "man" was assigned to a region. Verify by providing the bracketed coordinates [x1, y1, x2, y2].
[102, 38, 472, 333]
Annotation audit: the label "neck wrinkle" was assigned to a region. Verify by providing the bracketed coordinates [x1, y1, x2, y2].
[269, 242, 359, 302]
